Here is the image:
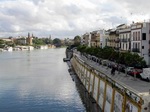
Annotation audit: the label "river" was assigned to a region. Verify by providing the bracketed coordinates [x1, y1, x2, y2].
[0, 48, 86, 112]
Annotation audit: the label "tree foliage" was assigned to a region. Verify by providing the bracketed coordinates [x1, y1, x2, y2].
[52, 38, 62, 47]
[74, 35, 81, 46]
[0, 39, 5, 44]
[77, 45, 147, 68]
[32, 37, 52, 45]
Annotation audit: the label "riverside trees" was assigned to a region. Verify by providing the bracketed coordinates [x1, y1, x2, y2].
[77, 45, 147, 68]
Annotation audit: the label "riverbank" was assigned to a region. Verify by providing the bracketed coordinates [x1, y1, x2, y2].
[69, 50, 150, 112]
[0, 45, 56, 52]
[67, 61, 102, 112]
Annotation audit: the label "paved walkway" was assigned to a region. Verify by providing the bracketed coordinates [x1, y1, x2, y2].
[78, 54, 150, 94]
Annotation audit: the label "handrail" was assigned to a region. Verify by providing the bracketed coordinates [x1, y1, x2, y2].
[73, 54, 144, 105]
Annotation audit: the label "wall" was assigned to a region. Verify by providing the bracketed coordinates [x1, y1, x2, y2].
[71, 55, 145, 112]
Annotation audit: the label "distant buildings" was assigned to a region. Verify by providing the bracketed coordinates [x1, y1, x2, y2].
[81, 29, 106, 48]
[80, 21, 150, 66]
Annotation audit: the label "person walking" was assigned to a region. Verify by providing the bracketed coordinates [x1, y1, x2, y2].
[111, 65, 116, 76]
[117, 64, 121, 74]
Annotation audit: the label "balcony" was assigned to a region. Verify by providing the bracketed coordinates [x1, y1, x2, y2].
[132, 48, 140, 53]
[115, 39, 120, 43]
[114, 47, 120, 51]
[121, 39, 128, 42]
[107, 39, 115, 42]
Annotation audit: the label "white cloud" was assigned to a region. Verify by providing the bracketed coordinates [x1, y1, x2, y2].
[0, 0, 149, 38]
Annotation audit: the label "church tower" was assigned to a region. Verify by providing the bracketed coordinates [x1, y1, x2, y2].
[27, 32, 33, 45]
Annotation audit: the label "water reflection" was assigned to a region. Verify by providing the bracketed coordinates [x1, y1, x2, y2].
[0, 48, 86, 112]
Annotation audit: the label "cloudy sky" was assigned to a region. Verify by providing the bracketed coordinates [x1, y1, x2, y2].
[0, 0, 150, 39]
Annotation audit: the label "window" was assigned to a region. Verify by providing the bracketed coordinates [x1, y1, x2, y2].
[133, 32, 135, 41]
[135, 43, 137, 49]
[138, 31, 140, 40]
[136, 32, 137, 41]
[138, 43, 140, 49]
[142, 33, 146, 40]
[142, 46, 144, 49]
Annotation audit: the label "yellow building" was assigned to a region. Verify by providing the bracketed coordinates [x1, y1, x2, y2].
[106, 29, 119, 49]
[82, 33, 90, 46]
[90, 31, 100, 47]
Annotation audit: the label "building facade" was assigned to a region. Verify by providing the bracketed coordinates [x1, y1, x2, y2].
[107, 29, 119, 49]
[90, 31, 100, 47]
[82, 33, 90, 46]
[131, 22, 150, 65]
[99, 30, 106, 48]
[119, 26, 131, 51]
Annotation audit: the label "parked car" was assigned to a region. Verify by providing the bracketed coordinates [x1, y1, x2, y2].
[117, 64, 126, 73]
[126, 67, 134, 73]
[127, 67, 142, 78]
[101, 60, 108, 66]
[140, 68, 150, 81]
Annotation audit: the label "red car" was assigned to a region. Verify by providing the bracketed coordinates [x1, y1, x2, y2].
[128, 68, 143, 78]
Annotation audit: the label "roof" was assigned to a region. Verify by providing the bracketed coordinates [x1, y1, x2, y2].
[117, 24, 126, 28]
[1, 38, 12, 42]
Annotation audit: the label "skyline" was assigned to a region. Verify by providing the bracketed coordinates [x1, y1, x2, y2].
[0, 0, 150, 38]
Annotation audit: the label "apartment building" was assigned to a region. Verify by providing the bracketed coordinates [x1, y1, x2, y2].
[90, 31, 100, 47]
[99, 29, 106, 48]
[80, 22, 150, 65]
[118, 25, 131, 51]
[131, 22, 150, 65]
[106, 29, 119, 49]
[82, 33, 90, 47]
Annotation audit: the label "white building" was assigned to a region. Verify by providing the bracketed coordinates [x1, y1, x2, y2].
[118, 25, 131, 51]
[99, 29, 106, 48]
[16, 37, 27, 45]
[131, 22, 150, 65]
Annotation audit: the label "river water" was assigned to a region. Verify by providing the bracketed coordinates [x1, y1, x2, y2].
[0, 48, 86, 112]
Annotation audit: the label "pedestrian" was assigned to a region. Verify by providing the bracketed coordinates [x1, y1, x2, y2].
[111, 65, 116, 75]
[118, 64, 120, 74]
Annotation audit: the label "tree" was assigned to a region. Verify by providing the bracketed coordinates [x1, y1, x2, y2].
[74, 35, 81, 46]
[0, 39, 5, 48]
[0, 39, 5, 44]
[76, 45, 148, 68]
[53, 38, 62, 47]
[32, 38, 45, 45]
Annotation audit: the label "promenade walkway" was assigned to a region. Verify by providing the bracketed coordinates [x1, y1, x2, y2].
[77, 54, 150, 95]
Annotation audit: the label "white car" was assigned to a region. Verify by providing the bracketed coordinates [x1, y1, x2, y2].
[140, 68, 150, 81]
[126, 67, 134, 73]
